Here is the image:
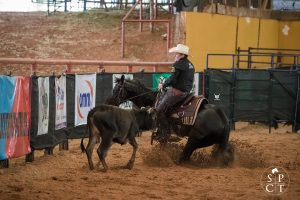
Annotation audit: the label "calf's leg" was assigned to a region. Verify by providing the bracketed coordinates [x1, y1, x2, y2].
[85, 135, 98, 170]
[97, 137, 112, 172]
[126, 136, 138, 170]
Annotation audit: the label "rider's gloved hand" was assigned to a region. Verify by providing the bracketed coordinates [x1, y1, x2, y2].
[158, 83, 163, 91]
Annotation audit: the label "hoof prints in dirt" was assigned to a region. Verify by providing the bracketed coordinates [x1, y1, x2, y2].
[142, 140, 269, 169]
[230, 139, 267, 168]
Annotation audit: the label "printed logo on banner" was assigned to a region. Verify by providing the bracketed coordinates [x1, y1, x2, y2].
[37, 77, 49, 135]
[214, 93, 221, 101]
[152, 73, 171, 90]
[112, 74, 133, 109]
[75, 74, 96, 126]
[55, 75, 67, 130]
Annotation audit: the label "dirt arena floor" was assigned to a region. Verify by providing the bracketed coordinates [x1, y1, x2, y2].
[0, 122, 299, 200]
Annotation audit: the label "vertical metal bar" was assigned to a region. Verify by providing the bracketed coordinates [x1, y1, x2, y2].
[231, 55, 236, 130]
[121, 21, 125, 58]
[64, 0, 67, 12]
[127, 66, 132, 73]
[232, 54, 235, 70]
[140, 0, 143, 32]
[268, 70, 274, 133]
[202, 71, 205, 97]
[237, 47, 240, 69]
[167, 22, 170, 54]
[84, 0, 87, 11]
[293, 71, 300, 132]
[206, 54, 209, 70]
[247, 47, 251, 68]
[153, 65, 157, 72]
[271, 54, 274, 68]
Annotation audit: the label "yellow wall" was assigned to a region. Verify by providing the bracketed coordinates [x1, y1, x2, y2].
[236, 17, 259, 68]
[185, 13, 237, 71]
[278, 21, 300, 65]
[252, 19, 279, 68]
[184, 13, 300, 71]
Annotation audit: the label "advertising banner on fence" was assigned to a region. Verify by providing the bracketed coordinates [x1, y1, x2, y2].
[152, 73, 171, 90]
[55, 75, 67, 130]
[112, 74, 133, 109]
[37, 77, 49, 135]
[75, 74, 96, 126]
[193, 73, 199, 95]
[0, 76, 31, 160]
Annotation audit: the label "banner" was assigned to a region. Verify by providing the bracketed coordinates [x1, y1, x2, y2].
[55, 76, 67, 130]
[193, 73, 199, 95]
[75, 74, 96, 126]
[152, 73, 171, 90]
[0, 76, 31, 160]
[37, 77, 49, 135]
[113, 74, 133, 109]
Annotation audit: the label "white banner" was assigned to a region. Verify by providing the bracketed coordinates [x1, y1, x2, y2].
[37, 77, 49, 135]
[193, 73, 199, 96]
[75, 74, 96, 126]
[55, 75, 67, 130]
[113, 74, 133, 109]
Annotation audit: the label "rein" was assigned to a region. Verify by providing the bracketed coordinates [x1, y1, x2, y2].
[122, 90, 155, 102]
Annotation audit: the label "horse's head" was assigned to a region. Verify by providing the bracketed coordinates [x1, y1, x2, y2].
[105, 75, 128, 106]
[106, 74, 157, 107]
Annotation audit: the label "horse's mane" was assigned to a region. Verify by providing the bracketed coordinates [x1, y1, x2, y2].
[115, 77, 152, 93]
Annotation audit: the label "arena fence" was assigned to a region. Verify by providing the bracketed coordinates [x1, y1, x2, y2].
[205, 53, 300, 133]
[1, 56, 299, 168]
[0, 72, 203, 168]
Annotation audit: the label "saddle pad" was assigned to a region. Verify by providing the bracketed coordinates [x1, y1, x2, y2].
[171, 95, 208, 126]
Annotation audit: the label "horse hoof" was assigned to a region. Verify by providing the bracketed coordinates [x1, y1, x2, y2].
[126, 162, 134, 170]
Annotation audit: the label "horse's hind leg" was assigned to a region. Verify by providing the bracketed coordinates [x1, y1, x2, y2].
[126, 136, 138, 170]
[97, 136, 112, 172]
[178, 137, 200, 164]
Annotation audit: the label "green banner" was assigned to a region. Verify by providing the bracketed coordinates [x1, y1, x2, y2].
[152, 73, 171, 90]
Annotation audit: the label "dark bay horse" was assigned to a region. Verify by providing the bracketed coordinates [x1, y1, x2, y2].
[107, 75, 234, 164]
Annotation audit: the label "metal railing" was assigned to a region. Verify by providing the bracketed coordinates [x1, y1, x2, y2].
[206, 53, 300, 70]
[0, 58, 172, 74]
[237, 47, 300, 68]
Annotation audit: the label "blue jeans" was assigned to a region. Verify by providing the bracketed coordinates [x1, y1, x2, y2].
[155, 88, 186, 130]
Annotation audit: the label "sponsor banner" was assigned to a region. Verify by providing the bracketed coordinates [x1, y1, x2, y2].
[152, 73, 171, 90]
[193, 73, 199, 95]
[37, 77, 49, 135]
[75, 74, 96, 126]
[112, 74, 133, 109]
[55, 76, 67, 130]
[0, 76, 31, 159]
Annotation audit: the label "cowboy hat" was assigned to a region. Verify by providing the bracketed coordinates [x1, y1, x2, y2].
[168, 44, 189, 55]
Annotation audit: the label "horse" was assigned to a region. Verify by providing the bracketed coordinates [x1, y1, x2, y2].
[107, 75, 234, 165]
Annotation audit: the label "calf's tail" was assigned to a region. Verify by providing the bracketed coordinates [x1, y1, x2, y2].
[80, 116, 91, 153]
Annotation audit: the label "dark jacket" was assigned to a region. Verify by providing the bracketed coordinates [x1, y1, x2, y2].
[163, 57, 195, 93]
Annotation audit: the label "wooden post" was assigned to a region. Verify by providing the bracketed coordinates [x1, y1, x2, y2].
[44, 147, 54, 155]
[0, 159, 9, 168]
[59, 140, 69, 151]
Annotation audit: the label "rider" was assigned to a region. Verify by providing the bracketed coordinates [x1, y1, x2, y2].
[155, 44, 195, 136]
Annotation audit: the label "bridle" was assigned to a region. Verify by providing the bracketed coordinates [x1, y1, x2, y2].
[115, 81, 156, 105]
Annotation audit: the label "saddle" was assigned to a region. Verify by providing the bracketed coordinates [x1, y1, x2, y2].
[170, 94, 208, 126]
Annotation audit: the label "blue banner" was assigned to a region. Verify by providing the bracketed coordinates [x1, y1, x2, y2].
[0, 76, 16, 113]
